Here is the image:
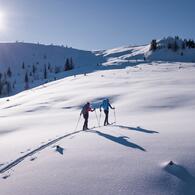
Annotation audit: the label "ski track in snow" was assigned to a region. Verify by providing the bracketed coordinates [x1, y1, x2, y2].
[0, 129, 83, 176]
[0, 123, 111, 177]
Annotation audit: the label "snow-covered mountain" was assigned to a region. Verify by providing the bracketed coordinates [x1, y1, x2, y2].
[100, 37, 195, 65]
[0, 42, 103, 71]
[0, 36, 195, 194]
[0, 60, 195, 195]
[0, 42, 104, 96]
[0, 37, 195, 97]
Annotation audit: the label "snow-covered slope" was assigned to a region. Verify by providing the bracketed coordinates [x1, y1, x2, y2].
[147, 37, 195, 62]
[146, 48, 195, 62]
[0, 61, 195, 195]
[0, 42, 103, 71]
[0, 38, 195, 97]
[0, 42, 104, 96]
[99, 45, 149, 66]
[100, 41, 195, 66]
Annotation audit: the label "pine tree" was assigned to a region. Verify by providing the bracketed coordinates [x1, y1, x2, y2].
[64, 58, 70, 71]
[173, 40, 178, 52]
[182, 42, 186, 49]
[25, 72, 29, 90]
[191, 40, 195, 48]
[70, 57, 74, 69]
[175, 36, 179, 40]
[25, 72, 29, 83]
[150, 39, 157, 51]
[33, 64, 36, 74]
[64, 58, 74, 71]
[7, 67, 12, 77]
[48, 63, 53, 73]
[44, 64, 47, 79]
[48, 63, 51, 70]
[22, 62, 25, 69]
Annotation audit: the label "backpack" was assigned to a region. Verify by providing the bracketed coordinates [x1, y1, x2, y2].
[82, 104, 89, 115]
[102, 99, 109, 110]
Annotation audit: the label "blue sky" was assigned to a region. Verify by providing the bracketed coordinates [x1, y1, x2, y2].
[0, 0, 194, 50]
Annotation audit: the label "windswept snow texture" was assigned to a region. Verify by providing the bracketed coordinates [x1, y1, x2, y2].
[0, 61, 195, 195]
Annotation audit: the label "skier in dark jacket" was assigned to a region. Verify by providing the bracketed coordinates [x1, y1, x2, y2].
[80, 102, 95, 130]
[100, 99, 115, 126]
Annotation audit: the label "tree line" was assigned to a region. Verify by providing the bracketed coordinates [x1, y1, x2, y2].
[150, 36, 195, 51]
[0, 57, 74, 96]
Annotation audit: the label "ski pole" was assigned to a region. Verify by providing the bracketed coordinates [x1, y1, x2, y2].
[114, 108, 116, 124]
[99, 111, 102, 127]
[75, 114, 81, 131]
[94, 109, 99, 127]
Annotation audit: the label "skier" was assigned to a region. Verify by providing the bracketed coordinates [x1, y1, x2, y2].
[100, 99, 115, 126]
[80, 102, 95, 130]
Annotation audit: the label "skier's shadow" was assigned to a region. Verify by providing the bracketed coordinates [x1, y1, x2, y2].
[87, 130, 146, 151]
[164, 163, 195, 195]
[114, 125, 159, 134]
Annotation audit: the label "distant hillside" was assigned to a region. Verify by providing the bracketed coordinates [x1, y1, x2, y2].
[100, 37, 195, 66]
[0, 37, 195, 97]
[146, 37, 195, 62]
[0, 42, 104, 96]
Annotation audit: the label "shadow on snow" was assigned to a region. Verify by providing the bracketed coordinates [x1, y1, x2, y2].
[114, 125, 159, 134]
[164, 163, 195, 195]
[87, 129, 146, 151]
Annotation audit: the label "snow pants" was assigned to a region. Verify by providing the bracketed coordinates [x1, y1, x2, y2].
[104, 110, 109, 125]
[83, 113, 89, 130]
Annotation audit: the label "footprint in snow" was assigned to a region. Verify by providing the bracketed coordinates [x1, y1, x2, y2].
[20, 148, 31, 154]
[55, 145, 64, 155]
[30, 157, 37, 161]
[2, 174, 10, 179]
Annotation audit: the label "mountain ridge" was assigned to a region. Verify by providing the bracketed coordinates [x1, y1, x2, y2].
[0, 37, 195, 97]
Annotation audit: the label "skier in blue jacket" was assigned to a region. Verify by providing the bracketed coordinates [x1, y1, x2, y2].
[100, 99, 115, 126]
